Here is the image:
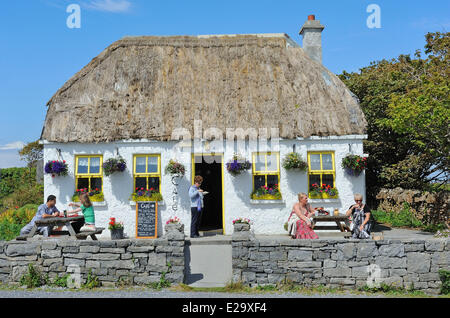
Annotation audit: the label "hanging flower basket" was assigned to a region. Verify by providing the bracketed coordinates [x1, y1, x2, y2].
[164, 159, 185, 177]
[72, 188, 104, 202]
[45, 160, 68, 178]
[341, 154, 367, 176]
[103, 157, 126, 176]
[309, 183, 339, 199]
[282, 152, 308, 171]
[130, 188, 163, 202]
[251, 184, 282, 200]
[226, 154, 251, 176]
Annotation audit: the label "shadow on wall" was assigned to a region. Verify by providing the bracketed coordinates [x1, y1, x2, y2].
[183, 243, 204, 285]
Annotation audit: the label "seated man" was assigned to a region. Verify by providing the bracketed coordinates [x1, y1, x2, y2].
[20, 195, 61, 237]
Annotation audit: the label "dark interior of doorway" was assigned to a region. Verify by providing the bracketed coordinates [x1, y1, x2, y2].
[194, 155, 223, 232]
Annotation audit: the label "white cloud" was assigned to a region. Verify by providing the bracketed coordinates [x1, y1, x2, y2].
[0, 150, 26, 169]
[0, 141, 26, 151]
[82, 0, 132, 13]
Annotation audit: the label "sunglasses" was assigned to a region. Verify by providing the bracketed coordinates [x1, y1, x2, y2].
[355, 200, 362, 202]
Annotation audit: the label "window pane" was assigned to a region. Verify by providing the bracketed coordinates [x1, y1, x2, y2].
[322, 154, 333, 170]
[322, 174, 334, 187]
[136, 157, 146, 173]
[310, 154, 321, 170]
[254, 154, 266, 172]
[76, 178, 89, 191]
[90, 178, 102, 192]
[309, 174, 320, 190]
[253, 175, 265, 191]
[148, 177, 160, 191]
[135, 177, 146, 190]
[147, 156, 158, 173]
[266, 154, 278, 172]
[89, 157, 101, 174]
[77, 157, 89, 174]
[267, 175, 278, 189]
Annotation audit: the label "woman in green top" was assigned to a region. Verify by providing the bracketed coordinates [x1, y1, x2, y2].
[68, 193, 96, 232]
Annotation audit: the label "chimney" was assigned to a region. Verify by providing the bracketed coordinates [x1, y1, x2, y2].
[299, 14, 325, 63]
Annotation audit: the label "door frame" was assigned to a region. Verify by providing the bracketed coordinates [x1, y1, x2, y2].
[191, 152, 225, 234]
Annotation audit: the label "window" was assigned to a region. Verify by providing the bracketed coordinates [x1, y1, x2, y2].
[252, 152, 280, 191]
[133, 155, 161, 192]
[75, 155, 103, 192]
[307, 152, 335, 197]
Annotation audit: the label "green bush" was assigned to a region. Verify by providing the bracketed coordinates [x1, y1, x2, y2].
[82, 269, 100, 289]
[20, 264, 47, 288]
[371, 203, 423, 228]
[1, 184, 43, 211]
[0, 167, 36, 200]
[439, 269, 450, 295]
[0, 204, 38, 241]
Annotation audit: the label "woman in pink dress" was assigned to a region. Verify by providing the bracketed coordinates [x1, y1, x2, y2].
[287, 193, 319, 239]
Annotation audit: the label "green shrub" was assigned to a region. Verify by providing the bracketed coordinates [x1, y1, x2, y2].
[0, 167, 36, 200]
[82, 269, 100, 289]
[0, 204, 38, 241]
[52, 274, 70, 288]
[20, 264, 47, 288]
[439, 269, 450, 295]
[371, 203, 423, 228]
[1, 184, 43, 211]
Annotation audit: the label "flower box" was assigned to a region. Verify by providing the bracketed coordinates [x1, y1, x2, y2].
[72, 192, 105, 202]
[250, 194, 282, 200]
[341, 154, 367, 176]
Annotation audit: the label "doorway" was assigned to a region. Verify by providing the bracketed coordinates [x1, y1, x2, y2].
[192, 154, 224, 233]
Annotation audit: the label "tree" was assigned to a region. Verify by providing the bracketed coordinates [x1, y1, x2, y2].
[339, 32, 450, 205]
[18, 140, 43, 169]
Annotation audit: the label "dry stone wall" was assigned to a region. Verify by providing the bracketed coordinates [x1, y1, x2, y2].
[232, 227, 450, 294]
[0, 223, 185, 287]
[376, 188, 449, 226]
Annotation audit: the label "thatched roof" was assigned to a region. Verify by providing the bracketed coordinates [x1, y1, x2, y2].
[41, 34, 367, 143]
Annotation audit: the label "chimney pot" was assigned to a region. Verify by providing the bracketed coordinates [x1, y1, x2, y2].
[308, 15, 315, 21]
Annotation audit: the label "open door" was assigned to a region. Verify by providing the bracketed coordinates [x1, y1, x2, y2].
[192, 154, 224, 234]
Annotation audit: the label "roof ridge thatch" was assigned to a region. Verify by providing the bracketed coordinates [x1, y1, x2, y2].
[42, 34, 367, 143]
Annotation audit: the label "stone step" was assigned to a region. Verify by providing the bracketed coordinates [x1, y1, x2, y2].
[184, 243, 232, 288]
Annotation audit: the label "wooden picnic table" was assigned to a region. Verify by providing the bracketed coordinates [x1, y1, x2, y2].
[16, 215, 105, 240]
[35, 215, 85, 237]
[311, 215, 349, 232]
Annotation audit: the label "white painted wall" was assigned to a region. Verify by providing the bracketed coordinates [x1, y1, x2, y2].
[43, 137, 365, 238]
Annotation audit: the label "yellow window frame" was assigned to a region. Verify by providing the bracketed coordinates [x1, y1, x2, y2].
[133, 154, 161, 192]
[252, 152, 280, 191]
[75, 155, 103, 192]
[307, 151, 336, 195]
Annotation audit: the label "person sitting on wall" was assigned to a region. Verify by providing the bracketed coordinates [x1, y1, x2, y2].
[67, 193, 96, 232]
[346, 193, 374, 239]
[188, 175, 204, 238]
[287, 193, 319, 239]
[20, 195, 61, 237]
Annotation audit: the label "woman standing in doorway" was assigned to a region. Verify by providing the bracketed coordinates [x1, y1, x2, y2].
[189, 175, 204, 238]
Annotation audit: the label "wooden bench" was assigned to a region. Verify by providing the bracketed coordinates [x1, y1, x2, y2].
[75, 227, 105, 240]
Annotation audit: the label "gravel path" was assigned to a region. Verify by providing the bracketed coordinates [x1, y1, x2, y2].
[0, 288, 397, 298]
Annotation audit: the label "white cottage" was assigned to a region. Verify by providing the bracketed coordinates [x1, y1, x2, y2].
[41, 16, 367, 238]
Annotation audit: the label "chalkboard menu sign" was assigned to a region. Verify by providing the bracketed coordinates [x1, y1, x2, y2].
[136, 201, 158, 238]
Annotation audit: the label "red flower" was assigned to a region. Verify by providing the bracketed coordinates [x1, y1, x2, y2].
[95, 188, 98, 191]
[141, 187, 144, 190]
[63, 160, 66, 163]
[15, 206, 19, 209]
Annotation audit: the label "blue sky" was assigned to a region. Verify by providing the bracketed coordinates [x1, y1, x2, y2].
[0, 0, 449, 168]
